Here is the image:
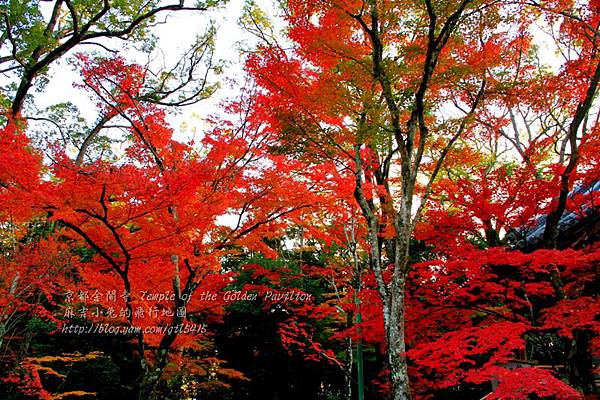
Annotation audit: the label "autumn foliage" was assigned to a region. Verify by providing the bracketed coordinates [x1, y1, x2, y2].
[1, 0, 600, 399]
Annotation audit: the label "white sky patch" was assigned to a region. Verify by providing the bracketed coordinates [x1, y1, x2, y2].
[32, 0, 277, 142]
[531, 19, 563, 72]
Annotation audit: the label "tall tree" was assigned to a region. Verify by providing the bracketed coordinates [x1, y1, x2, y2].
[0, 0, 218, 116]
[244, 0, 529, 397]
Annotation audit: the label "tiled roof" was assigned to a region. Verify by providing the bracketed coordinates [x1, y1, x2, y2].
[509, 181, 600, 249]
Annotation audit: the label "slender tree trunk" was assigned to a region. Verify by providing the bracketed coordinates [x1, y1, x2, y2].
[345, 311, 354, 400]
[386, 291, 411, 400]
[567, 331, 597, 395]
[354, 143, 413, 400]
[136, 338, 177, 399]
[543, 59, 600, 248]
[138, 365, 163, 400]
[355, 298, 365, 400]
[137, 342, 182, 399]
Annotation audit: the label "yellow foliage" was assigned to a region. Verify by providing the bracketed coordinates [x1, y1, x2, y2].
[28, 351, 103, 364]
[34, 366, 65, 379]
[52, 391, 97, 399]
[217, 367, 249, 381]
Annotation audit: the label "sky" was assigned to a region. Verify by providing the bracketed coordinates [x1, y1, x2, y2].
[23, 0, 563, 157]
[5, 0, 570, 230]
[35, 0, 278, 144]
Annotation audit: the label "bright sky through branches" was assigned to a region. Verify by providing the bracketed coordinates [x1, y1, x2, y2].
[32, 0, 276, 144]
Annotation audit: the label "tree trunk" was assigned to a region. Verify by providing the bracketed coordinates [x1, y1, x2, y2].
[567, 330, 597, 395]
[138, 366, 162, 400]
[353, 144, 413, 400]
[386, 291, 411, 400]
